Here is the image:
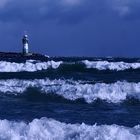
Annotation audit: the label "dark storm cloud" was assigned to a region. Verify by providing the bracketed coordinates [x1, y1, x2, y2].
[0, 0, 94, 24]
[107, 0, 140, 20]
[0, 0, 140, 24]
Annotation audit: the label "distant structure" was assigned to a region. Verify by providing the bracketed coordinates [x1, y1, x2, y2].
[22, 34, 29, 55]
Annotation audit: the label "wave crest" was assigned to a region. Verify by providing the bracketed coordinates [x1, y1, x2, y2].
[1, 60, 140, 72]
[0, 118, 139, 140]
[82, 60, 140, 71]
[1, 79, 140, 103]
[0, 60, 62, 72]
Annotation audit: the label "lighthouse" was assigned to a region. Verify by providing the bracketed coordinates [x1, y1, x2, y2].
[22, 34, 29, 55]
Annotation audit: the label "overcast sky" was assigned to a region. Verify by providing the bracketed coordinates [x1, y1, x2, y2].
[0, 0, 140, 57]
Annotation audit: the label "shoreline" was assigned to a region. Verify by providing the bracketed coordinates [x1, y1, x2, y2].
[0, 52, 49, 60]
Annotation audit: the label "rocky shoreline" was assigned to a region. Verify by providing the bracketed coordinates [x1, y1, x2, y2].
[0, 52, 49, 61]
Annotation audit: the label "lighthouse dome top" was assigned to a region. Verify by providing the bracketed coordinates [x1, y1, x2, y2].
[24, 34, 28, 38]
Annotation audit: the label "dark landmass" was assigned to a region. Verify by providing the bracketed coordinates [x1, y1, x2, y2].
[0, 52, 49, 61]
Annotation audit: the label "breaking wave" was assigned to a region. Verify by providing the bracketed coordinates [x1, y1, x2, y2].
[1, 79, 140, 103]
[1, 60, 140, 72]
[0, 117, 139, 140]
[0, 60, 62, 72]
[82, 60, 140, 71]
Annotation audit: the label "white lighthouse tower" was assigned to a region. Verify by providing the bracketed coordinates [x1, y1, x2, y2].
[22, 34, 29, 55]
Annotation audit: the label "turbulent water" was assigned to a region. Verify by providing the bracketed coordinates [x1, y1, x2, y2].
[0, 57, 140, 140]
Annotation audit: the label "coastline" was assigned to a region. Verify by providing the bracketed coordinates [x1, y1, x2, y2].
[0, 52, 49, 61]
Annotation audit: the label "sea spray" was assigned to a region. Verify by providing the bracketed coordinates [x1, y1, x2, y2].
[0, 118, 139, 140]
[0, 79, 140, 103]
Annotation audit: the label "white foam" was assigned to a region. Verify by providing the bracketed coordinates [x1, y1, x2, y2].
[0, 60, 62, 72]
[0, 118, 139, 140]
[1, 60, 140, 72]
[82, 60, 140, 71]
[1, 79, 140, 103]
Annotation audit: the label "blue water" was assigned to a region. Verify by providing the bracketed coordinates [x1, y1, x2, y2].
[0, 57, 140, 139]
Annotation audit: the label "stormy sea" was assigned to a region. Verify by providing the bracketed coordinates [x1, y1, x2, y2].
[0, 56, 140, 140]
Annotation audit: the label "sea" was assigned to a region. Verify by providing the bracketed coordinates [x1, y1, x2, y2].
[0, 57, 140, 140]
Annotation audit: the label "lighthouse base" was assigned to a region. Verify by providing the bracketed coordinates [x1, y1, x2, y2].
[23, 44, 29, 55]
[23, 52, 32, 56]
